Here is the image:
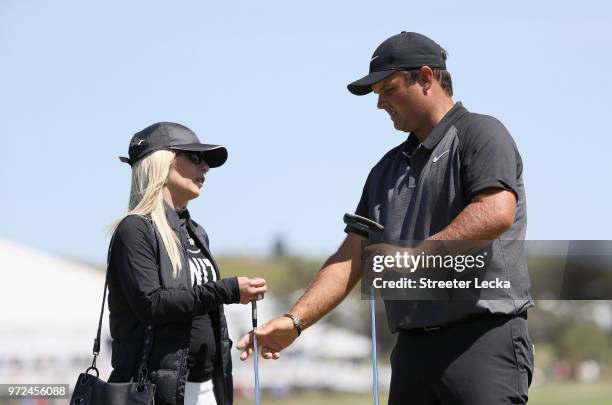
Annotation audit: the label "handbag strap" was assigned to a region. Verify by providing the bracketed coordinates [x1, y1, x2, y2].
[89, 217, 155, 383]
[91, 233, 114, 358]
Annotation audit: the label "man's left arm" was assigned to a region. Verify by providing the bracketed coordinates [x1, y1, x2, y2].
[432, 116, 521, 243]
[430, 187, 516, 242]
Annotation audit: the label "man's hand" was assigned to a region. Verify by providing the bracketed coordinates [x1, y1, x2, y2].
[237, 316, 298, 360]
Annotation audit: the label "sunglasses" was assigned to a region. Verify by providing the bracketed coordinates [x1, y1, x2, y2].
[179, 151, 208, 166]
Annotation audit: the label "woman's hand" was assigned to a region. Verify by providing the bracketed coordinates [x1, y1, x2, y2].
[237, 277, 267, 304]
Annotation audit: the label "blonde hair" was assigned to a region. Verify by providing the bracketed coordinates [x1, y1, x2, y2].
[112, 149, 183, 278]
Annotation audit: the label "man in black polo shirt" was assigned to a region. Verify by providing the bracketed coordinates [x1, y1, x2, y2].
[238, 32, 534, 404]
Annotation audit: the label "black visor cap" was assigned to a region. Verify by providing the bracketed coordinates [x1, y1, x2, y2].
[119, 122, 228, 168]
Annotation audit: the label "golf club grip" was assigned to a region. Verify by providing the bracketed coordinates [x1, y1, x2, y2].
[251, 300, 257, 328]
[343, 213, 384, 233]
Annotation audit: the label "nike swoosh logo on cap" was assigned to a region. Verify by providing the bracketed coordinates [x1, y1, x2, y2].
[370, 55, 379, 62]
[432, 150, 449, 162]
[130, 137, 145, 147]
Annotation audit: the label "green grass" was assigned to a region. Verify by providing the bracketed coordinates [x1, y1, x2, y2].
[529, 381, 612, 404]
[234, 381, 612, 405]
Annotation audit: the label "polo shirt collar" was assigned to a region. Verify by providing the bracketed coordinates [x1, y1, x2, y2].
[409, 102, 469, 151]
[403, 132, 421, 155]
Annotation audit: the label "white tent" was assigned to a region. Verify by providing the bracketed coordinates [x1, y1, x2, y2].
[0, 239, 111, 383]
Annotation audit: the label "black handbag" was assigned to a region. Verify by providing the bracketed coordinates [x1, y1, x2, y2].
[70, 234, 156, 405]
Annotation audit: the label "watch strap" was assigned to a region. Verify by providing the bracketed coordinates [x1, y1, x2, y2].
[283, 313, 302, 336]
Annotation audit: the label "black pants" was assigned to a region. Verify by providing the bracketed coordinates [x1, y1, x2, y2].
[389, 313, 534, 405]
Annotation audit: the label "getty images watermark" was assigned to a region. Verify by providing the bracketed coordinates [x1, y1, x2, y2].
[360, 240, 612, 300]
[369, 250, 510, 290]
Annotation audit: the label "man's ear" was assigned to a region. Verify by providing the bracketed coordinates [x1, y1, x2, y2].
[418, 66, 434, 91]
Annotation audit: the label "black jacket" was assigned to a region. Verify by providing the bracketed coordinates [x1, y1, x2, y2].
[107, 205, 240, 405]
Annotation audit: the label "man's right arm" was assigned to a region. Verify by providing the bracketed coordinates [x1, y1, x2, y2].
[290, 232, 366, 329]
[237, 232, 365, 360]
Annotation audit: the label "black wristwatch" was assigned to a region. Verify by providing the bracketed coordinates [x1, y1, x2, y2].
[283, 313, 302, 336]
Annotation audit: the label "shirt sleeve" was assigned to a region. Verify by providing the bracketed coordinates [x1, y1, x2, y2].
[109, 215, 240, 326]
[459, 115, 523, 201]
[344, 171, 372, 238]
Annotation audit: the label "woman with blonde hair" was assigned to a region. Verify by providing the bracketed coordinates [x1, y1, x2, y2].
[107, 122, 266, 405]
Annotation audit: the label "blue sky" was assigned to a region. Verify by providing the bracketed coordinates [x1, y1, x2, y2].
[1, 1, 611, 263]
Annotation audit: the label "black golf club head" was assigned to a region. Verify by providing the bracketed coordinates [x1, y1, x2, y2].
[343, 213, 384, 235]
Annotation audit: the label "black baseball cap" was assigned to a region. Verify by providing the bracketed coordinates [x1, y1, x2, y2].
[119, 122, 228, 167]
[347, 32, 447, 96]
